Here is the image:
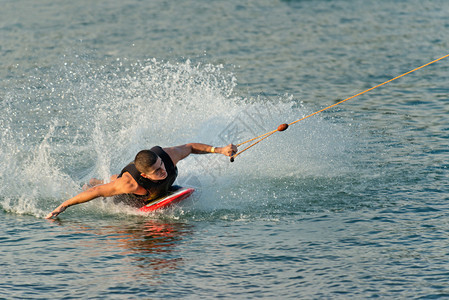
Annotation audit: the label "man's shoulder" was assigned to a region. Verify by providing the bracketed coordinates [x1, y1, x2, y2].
[116, 171, 137, 183]
[161, 144, 191, 166]
[119, 172, 149, 196]
[113, 172, 140, 192]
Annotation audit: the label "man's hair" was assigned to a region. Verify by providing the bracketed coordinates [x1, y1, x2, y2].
[134, 150, 158, 173]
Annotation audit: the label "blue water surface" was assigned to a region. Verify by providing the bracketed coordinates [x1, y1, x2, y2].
[1, 0, 449, 298]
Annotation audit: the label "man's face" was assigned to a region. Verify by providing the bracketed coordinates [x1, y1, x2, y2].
[141, 157, 167, 181]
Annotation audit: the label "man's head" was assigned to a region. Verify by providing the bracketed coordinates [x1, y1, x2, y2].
[135, 150, 167, 180]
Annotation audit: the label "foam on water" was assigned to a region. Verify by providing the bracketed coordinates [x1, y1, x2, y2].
[1, 55, 357, 218]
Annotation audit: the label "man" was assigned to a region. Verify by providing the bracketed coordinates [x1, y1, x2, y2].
[45, 143, 237, 219]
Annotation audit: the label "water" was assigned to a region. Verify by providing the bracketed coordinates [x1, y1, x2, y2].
[1, 0, 449, 298]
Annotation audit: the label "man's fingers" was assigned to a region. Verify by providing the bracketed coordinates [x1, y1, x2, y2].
[45, 212, 56, 219]
[45, 205, 66, 219]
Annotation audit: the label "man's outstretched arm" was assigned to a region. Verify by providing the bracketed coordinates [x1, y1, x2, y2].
[45, 176, 136, 219]
[164, 143, 237, 165]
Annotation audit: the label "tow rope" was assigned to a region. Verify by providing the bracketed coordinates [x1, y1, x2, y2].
[230, 53, 449, 162]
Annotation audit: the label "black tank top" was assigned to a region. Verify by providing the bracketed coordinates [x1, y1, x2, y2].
[115, 146, 178, 206]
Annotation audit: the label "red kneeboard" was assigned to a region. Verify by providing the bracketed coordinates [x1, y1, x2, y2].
[138, 185, 195, 212]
